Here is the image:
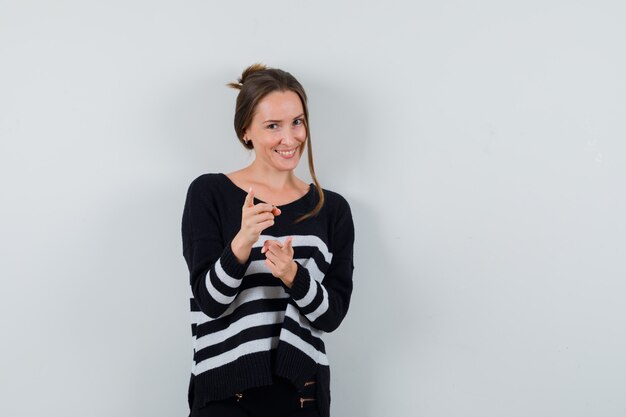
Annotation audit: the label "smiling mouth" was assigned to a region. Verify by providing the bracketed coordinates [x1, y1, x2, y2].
[275, 148, 297, 157]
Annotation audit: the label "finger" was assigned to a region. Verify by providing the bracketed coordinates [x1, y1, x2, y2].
[261, 239, 279, 254]
[252, 212, 275, 224]
[261, 243, 274, 256]
[250, 203, 276, 214]
[244, 212, 273, 230]
[257, 219, 275, 232]
[264, 249, 281, 266]
[244, 187, 255, 208]
[272, 206, 281, 216]
[266, 243, 284, 258]
[275, 237, 292, 256]
[267, 240, 283, 250]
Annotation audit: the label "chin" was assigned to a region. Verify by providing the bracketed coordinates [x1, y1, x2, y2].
[272, 154, 301, 169]
[278, 161, 300, 171]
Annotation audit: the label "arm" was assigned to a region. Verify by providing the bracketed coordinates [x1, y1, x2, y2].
[182, 177, 249, 319]
[286, 197, 355, 333]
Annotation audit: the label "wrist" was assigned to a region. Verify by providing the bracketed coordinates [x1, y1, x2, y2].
[231, 234, 252, 264]
[282, 261, 298, 288]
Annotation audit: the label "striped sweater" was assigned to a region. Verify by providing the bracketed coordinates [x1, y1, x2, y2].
[181, 173, 355, 417]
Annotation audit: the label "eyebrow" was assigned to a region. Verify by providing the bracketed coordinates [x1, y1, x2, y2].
[263, 113, 305, 123]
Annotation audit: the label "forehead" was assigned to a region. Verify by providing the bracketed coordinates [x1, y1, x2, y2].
[253, 90, 304, 120]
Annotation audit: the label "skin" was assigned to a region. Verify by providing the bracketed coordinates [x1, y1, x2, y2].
[228, 90, 310, 288]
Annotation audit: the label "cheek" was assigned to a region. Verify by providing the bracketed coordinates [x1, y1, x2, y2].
[296, 126, 307, 140]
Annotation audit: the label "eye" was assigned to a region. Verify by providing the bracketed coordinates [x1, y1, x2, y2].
[266, 123, 278, 130]
[293, 118, 304, 126]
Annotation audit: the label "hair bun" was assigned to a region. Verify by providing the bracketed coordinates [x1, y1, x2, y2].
[227, 63, 268, 90]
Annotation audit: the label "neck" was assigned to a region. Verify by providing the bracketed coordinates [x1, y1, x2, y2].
[246, 160, 299, 191]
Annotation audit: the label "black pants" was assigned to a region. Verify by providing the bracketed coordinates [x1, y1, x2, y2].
[191, 376, 319, 417]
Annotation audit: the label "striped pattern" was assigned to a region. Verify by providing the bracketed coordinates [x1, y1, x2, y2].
[181, 173, 354, 417]
[190, 234, 332, 376]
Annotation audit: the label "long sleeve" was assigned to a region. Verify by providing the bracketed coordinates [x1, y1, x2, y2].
[182, 176, 250, 319]
[286, 196, 355, 333]
[183, 175, 351, 415]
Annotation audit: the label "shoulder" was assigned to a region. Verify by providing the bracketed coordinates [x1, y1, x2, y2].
[317, 187, 354, 232]
[181, 174, 228, 245]
[184, 173, 237, 211]
[185, 173, 226, 198]
[187, 173, 224, 191]
[317, 187, 355, 250]
[320, 187, 352, 215]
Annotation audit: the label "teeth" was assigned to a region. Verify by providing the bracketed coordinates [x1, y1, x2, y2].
[276, 149, 296, 156]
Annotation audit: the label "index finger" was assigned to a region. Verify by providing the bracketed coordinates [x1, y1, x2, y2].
[244, 187, 254, 208]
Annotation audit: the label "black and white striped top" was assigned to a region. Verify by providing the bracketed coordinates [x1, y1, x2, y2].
[181, 173, 355, 416]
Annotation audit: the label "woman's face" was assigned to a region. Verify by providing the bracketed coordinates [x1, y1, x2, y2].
[244, 90, 307, 173]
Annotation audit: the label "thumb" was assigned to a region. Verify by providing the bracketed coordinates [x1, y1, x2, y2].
[284, 236, 293, 249]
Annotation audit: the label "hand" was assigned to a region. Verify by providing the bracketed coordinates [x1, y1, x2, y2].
[262, 236, 297, 288]
[231, 188, 281, 263]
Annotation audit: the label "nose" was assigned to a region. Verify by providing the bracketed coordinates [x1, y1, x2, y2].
[280, 129, 298, 145]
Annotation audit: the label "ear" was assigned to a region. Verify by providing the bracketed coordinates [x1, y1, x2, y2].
[242, 128, 253, 145]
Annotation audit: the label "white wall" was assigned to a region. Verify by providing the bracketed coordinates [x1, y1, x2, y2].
[1, 1, 625, 416]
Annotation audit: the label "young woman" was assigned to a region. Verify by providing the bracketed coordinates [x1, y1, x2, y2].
[181, 64, 355, 417]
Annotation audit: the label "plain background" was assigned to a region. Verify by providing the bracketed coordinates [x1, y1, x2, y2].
[1, 1, 625, 416]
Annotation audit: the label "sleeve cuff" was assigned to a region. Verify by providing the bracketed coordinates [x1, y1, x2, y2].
[286, 261, 311, 300]
[219, 239, 251, 279]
